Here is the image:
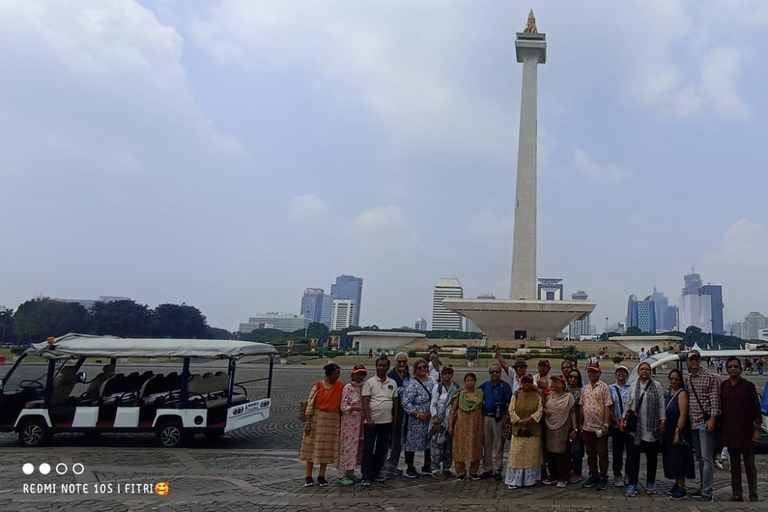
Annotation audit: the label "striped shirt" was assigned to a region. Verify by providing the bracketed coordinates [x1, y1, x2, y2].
[685, 368, 721, 429]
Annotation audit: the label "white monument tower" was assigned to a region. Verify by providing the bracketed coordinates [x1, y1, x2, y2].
[510, 11, 546, 300]
[445, 11, 595, 342]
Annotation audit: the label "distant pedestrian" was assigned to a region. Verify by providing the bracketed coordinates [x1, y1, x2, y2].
[663, 369, 695, 500]
[504, 374, 543, 490]
[299, 363, 343, 487]
[430, 365, 459, 478]
[368, 348, 374, 359]
[721, 357, 761, 502]
[580, 364, 613, 491]
[401, 359, 436, 479]
[758, 358, 764, 376]
[479, 364, 512, 480]
[338, 365, 367, 485]
[449, 373, 484, 481]
[622, 361, 666, 497]
[716, 359, 724, 375]
[361, 356, 399, 487]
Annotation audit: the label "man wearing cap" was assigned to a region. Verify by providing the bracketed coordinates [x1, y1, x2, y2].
[494, 347, 535, 393]
[479, 363, 513, 480]
[609, 365, 631, 488]
[580, 364, 613, 491]
[685, 349, 721, 502]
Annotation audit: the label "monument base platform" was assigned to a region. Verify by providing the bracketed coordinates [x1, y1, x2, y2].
[443, 298, 596, 342]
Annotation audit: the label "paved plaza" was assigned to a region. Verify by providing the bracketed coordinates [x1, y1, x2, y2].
[0, 365, 766, 511]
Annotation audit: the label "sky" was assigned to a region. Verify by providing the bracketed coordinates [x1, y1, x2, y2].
[1, 0, 767, 332]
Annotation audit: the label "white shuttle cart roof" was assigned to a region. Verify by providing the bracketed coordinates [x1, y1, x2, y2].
[25, 333, 278, 360]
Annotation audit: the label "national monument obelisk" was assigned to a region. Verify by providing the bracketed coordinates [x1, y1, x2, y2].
[509, 10, 545, 301]
[444, 11, 595, 342]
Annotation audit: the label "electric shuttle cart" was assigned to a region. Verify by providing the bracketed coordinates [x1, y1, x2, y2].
[0, 334, 277, 447]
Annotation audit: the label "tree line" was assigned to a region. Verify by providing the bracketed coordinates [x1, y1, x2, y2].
[0, 298, 231, 345]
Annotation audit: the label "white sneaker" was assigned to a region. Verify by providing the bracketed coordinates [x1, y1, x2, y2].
[507, 484, 519, 490]
[542, 478, 556, 485]
[614, 475, 625, 487]
[557, 480, 567, 488]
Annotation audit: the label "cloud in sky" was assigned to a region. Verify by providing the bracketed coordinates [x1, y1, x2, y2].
[573, 149, 632, 183]
[1, 0, 767, 331]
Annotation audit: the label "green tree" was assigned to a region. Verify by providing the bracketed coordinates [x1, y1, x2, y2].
[89, 300, 153, 337]
[0, 308, 18, 344]
[206, 327, 232, 340]
[291, 322, 329, 339]
[624, 326, 645, 336]
[152, 303, 208, 338]
[13, 298, 88, 343]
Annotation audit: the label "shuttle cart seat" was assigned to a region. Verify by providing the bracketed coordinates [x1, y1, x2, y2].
[25, 366, 80, 408]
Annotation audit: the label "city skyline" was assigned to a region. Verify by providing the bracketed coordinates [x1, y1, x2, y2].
[1, 2, 766, 331]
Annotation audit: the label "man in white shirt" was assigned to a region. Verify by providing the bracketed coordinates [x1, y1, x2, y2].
[361, 355, 399, 487]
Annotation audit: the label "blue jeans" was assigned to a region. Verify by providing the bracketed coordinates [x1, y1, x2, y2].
[692, 428, 715, 500]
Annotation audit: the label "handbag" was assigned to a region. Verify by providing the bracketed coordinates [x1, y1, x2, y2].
[503, 417, 514, 440]
[625, 382, 650, 433]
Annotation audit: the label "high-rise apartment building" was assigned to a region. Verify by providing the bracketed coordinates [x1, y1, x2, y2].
[415, 318, 428, 331]
[627, 294, 657, 334]
[432, 278, 463, 331]
[331, 275, 363, 327]
[568, 291, 592, 339]
[331, 299, 356, 331]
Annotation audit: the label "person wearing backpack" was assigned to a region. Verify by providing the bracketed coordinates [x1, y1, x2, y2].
[621, 361, 666, 497]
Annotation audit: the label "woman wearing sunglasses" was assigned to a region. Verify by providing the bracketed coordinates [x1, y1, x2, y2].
[401, 359, 437, 479]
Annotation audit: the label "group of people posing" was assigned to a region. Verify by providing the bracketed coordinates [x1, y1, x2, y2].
[298, 348, 763, 503]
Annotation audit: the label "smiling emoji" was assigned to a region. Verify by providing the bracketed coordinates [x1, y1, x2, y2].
[154, 482, 169, 496]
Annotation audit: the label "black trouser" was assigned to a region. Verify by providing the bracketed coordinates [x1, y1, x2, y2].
[362, 423, 392, 481]
[626, 439, 659, 486]
[611, 428, 629, 477]
[405, 449, 431, 469]
[729, 449, 758, 501]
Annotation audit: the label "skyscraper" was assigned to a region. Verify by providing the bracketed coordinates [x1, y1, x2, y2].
[626, 295, 656, 334]
[300, 288, 326, 323]
[331, 299, 356, 331]
[700, 285, 724, 335]
[432, 278, 463, 331]
[415, 318, 427, 331]
[331, 275, 363, 327]
[678, 273, 723, 334]
[649, 287, 677, 332]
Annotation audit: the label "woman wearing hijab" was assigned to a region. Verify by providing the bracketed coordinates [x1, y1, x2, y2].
[622, 361, 666, 497]
[299, 363, 344, 487]
[505, 374, 544, 489]
[402, 359, 437, 478]
[543, 375, 578, 488]
[448, 373, 484, 481]
[429, 364, 459, 478]
[338, 365, 368, 486]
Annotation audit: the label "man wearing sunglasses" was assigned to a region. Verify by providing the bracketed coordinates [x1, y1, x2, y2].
[478, 363, 512, 480]
[684, 349, 721, 502]
[384, 352, 410, 476]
